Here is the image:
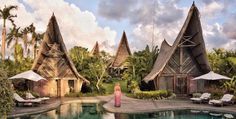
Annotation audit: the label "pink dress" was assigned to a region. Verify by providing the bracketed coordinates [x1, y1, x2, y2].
[114, 85, 121, 107]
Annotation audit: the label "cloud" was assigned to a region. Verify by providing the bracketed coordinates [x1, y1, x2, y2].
[98, 0, 185, 50]
[223, 13, 236, 40]
[1, 0, 117, 57]
[98, 0, 136, 21]
[98, 0, 236, 51]
[201, 1, 224, 18]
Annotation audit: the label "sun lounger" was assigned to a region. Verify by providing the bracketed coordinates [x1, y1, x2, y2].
[26, 92, 50, 102]
[14, 93, 42, 107]
[209, 94, 234, 106]
[190, 93, 211, 103]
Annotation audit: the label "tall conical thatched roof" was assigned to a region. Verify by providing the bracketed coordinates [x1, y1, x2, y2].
[31, 14, 89, 84]
[90, 41, 100, 56]
[144, 3, 211, 82]
[111, 31, 131, 68]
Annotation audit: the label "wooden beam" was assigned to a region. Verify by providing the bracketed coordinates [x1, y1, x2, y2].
[194, 53, 203, 59]
[180, 47, 183, 73]
[190, 43, 201, 50]
[182, 57, 191, 66]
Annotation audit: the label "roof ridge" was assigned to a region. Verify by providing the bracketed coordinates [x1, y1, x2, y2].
[91, 41, 100, 56]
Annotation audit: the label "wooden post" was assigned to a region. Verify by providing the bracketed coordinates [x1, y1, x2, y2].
[180, 47, 183, 73]
[173, 75, 176, 93]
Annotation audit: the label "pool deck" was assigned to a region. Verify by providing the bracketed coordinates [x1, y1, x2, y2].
[8, 98, 61, 118]
[8, 94, 236, 117]
[103, 95, 236, 114]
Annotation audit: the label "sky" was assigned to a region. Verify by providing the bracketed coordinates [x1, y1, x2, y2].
[1, 0, 236, 57]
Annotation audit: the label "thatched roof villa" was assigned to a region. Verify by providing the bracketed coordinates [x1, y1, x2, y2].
[32, 14, 89, 97]
[109, 31, 132, 77]
[144, 3, 211, 94]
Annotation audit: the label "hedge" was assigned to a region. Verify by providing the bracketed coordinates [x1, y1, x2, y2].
[133, 90, 173, 100]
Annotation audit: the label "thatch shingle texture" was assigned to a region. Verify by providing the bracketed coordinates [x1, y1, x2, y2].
[31, 14, 89, 84]
[111, 31, 131, 68]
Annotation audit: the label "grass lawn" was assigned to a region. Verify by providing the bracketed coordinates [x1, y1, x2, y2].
[103, 78, 128, 94]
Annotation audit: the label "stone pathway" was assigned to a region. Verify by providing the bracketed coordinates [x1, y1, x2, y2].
[103, 94, 236, 114]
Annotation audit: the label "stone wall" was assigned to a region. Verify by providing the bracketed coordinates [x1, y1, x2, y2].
[33, 78, 83, 97]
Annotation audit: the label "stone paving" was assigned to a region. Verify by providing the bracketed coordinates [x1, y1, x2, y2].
[8, 94, 236, 117]
[103, 95, 236, 114]
[8, 98, 61, 118]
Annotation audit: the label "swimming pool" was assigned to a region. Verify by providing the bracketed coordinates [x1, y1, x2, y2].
[9, 103, 235, 119]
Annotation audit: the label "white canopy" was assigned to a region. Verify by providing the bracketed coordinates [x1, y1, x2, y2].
[8, 70, 46, 82]
[192, 71, 231, 80]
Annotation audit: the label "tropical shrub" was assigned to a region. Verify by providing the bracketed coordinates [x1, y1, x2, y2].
[208, 48, 236, 77]
[127, 80, 139, 93]
[133, 90, 173, 100]
[0, 69, 14, 118]
[222, 76, 236, 94]
[123, 45, 159, 91]
[69, 46, 111, 94]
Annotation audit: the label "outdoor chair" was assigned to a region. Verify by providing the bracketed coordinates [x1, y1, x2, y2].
[26, 92, 50, 103]
[190, 93, 211, 103]
[209, 94, 234, 106]
[14, 93, 42, 107]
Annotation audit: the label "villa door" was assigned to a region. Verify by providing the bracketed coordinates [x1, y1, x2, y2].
[175, 77, 187, 94]
[56, 79, 61, 97]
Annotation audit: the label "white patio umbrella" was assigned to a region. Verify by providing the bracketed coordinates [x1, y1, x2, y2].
[8, 70, 46, 82]
[192, 71, 231, 80]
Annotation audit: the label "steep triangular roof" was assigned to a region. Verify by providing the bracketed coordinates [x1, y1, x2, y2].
[32, 14, 89, 84]
[144, 3, 211, 82]
[111, 31, 131, 67]
[90, 41, 100, 56]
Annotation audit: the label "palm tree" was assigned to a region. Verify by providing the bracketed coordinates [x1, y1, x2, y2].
[21, 27, 30, 57]
[7, 26, 23, 62]
[0, 5, 17, 60]
[28, 23, 44, 59]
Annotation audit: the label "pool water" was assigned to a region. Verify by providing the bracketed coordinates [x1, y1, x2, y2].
[10, 103, 235, 119]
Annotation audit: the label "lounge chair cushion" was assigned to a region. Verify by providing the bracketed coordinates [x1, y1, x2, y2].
[190, 98, 202, 101]
[14, 93, 41, 103]
[190, 93, 211, 102]
[209, 94, 234, 106]
[26, 92, 50, 101]
[209, 100, 222, 104]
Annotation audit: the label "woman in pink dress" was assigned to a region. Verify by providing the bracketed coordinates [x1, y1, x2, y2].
[114, 83, 121, 107]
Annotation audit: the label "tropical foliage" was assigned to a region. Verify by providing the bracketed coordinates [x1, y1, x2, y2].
[208, 48, 236, 77]
[222, 76, 236, 94]
[0, 69, 14, 118]
[122, 45, 159, 92]
[69, 46, 111, 93]
[0, 58, 33, 77]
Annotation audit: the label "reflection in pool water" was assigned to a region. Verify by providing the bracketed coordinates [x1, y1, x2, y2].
[10, 103, 235, 119]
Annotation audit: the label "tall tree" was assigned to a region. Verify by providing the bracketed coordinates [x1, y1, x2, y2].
[21, 27, 29, 57]
[0, 5, 17, 60]
[6, 26, 23, 63]
[28, 23, 44, 59]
